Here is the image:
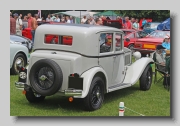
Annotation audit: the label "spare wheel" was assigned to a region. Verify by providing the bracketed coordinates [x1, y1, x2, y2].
[29, 59, 63, 96]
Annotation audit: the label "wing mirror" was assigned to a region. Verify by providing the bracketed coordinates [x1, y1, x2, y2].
[125, 38, 130, 42]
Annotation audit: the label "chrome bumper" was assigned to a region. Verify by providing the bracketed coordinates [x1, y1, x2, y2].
[15, 82, 26, 88]
[64, 89, 82, 96]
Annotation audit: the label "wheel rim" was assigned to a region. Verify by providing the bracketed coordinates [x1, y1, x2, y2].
[91, 84, 102, 107]
[129, 45, 134, 54]
[14, 57, 24, 73]
[146, 71, 152, 86]
[34, 67, 55, 90]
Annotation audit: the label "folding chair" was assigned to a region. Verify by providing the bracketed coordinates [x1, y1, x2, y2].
[152, 52, 167, 85]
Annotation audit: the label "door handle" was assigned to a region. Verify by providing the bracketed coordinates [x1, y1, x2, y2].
[113, 55, 117, 58]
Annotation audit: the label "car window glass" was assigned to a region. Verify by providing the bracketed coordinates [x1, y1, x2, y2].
[99, 33, 113, 53]
[115, 33, 122, 51]
[128, 33, 135, 38]
[44, 34, 73, 46]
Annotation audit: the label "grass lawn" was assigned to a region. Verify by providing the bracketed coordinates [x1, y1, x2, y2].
[10, 63, 170, 116]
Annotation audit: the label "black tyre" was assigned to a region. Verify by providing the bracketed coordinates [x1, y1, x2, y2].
[11, 53, 27, 75]
[140, 64, 153, 91]
[25, 88, 45, 103]
[84, 76, 105, 111]
[29, 59, 63, 96]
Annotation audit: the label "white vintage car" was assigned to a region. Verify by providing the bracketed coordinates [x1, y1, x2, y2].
[15, 24, 154, 111]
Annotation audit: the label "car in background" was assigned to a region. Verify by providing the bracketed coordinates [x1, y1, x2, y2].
[10, 35, 33, 52]
[133, 30, 170, 56]
[10, 42, 29, 75]
[143, 22, 161, 34]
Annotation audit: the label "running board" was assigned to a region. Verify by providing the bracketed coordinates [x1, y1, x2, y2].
[108, 83, 132, 92]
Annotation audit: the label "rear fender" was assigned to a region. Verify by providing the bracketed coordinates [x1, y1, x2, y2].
[74, 67, 108, 98]
[123, 57, 154, 85]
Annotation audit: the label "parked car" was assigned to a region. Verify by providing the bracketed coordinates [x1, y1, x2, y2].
[10, 35, 33, 52]
[133, 30, 170, 56]
[10, 42, 29, 75]
[15, 24, 154, 111]
[142, 22, 161, 34]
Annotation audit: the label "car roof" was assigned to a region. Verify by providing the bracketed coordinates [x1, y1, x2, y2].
[42, 23, 120, 29]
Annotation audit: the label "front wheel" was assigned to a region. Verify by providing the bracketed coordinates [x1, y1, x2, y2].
[139, 64, 153, 91]
[84, 77, 105, 111]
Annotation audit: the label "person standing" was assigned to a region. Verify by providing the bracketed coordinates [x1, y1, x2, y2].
[54, 15, 60, 22]
[123, 17, 132, 29]
[141, 18, 147, 28]
[132, 19, 140, 30]
[66, 16, 71, 23]
[27, 13, 33, 28]
[81, 16, 87, 24]
[46, 14, 52, 22]
[89, 16, 96, 25]
[95, 17, 103, 25]
[19, 14, 22, 19]
[14, 13, 23, 36]
[31, 14, 38, 45]
[70, 16, 73, 23]
[10, 12, 16, 35]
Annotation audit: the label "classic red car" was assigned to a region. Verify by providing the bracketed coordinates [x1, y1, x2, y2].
[133, 30, 170, 56]
[106, 29, 148, 51]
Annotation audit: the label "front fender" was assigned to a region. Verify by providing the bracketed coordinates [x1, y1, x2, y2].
[123, 57, 154, 85]
[74, 67, 108, 98]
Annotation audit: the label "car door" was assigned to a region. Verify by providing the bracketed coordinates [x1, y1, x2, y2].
[98, 32, 115, 86]
[110, 32, 125, 88]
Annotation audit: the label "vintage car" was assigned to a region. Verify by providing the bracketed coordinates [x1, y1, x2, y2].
[10, 35, 33, 52]
[10, 42, 29, 75]
[15, 24, 154, 111]
[133, 30, 170, 56]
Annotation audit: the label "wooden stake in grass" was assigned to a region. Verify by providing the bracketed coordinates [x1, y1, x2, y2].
[119, 102, 124, 116]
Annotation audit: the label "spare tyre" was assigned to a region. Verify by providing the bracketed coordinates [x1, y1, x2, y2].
[29, 59, 63, 96]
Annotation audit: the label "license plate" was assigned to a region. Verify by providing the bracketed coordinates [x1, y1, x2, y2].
[144, 44, 155, 49]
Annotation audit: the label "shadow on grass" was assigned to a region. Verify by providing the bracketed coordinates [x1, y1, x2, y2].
[16, 84, 141, 112]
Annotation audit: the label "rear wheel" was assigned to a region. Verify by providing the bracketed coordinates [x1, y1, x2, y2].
[84, 77, 105, 111]
[140, 64, 153, 91]
[25, 88, 45, 103]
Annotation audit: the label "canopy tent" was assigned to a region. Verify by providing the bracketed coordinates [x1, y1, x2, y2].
[52, 11, 99, 24]
[93, 10, 119, 20]
[157, 18, 170, 30]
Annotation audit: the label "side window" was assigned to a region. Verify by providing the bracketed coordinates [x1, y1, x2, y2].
[99, 33, 113, 53]
[136, 32, 140, 38]
[115, 33, 122, 51]
[128, 33, 135, 38]
[44, 34, 73, 46]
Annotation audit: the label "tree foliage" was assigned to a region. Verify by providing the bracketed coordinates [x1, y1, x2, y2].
[10, 10, 170, 22]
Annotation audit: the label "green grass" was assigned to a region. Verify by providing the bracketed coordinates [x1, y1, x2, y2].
[10, 64, 170, 116]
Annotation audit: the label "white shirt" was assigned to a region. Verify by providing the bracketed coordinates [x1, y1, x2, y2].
[66, 19, 71, 23]
[81, 18, 87, 24]
[16, 18, 22, 30]
[54, 18, 60, 22]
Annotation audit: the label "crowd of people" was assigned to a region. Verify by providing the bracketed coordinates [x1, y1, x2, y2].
[10, 12, 147, 41]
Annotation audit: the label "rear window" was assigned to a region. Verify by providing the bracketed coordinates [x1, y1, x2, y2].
[44, 34, 73, 46]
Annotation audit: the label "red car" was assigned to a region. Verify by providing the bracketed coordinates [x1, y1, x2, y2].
[133, 30, 170, 56]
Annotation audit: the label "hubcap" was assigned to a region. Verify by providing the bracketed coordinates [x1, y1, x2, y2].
[14, 57, 24, 73]
[91, 84, 101, 106]
[35, 67, 55, 90]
